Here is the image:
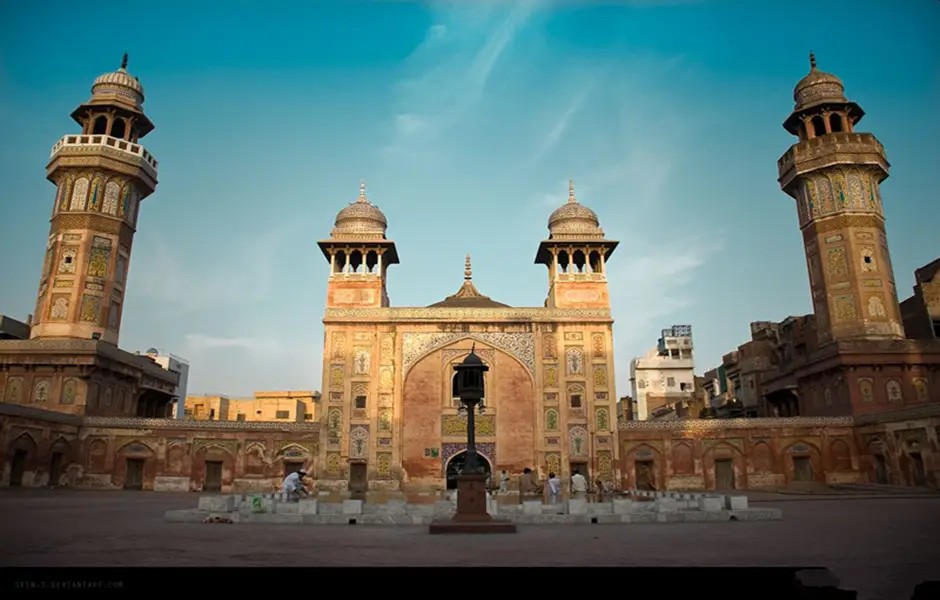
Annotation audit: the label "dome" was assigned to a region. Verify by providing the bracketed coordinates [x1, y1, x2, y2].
[547, 180, 603, 238]
[793, 53, 846, 110]
[90, 53, 145, 109]
[332, 181, 388, 237]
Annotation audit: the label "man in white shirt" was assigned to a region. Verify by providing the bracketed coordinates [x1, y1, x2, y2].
[281, 470, 308, 501]
[571, 470, 588, 496]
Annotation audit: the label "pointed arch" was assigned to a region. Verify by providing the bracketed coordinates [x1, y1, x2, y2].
[402, 333, 535, 382]
[9, 430, 39, 452]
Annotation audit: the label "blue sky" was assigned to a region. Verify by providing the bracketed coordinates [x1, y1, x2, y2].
[1, 0, 938, 397]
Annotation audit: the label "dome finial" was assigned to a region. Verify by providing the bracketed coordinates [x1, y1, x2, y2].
[809, 51, 816, 71]
[121, 52, 128, 70]
[568, 179, 576, 203]
[464, 253, 472, 280]
[358, 179, 367, 202]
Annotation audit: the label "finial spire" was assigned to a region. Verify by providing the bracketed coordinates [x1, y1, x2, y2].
[464, 253, 472, 280]
[121, 52, 128, 70]
[809, 51, 816, 71]
[568, 179, 576, 203]
[358, 179, 367, 202]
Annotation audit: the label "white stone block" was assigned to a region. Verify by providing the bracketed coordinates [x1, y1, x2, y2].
[342, 499, 363, 515]
[612, 499, 633, 515]
[568, 498, 588, 515]
[654, 498, 678, 513]
[698, 496, 723, 512]
[522, 500, 543, 515]
[198, 495, 235, 512]
[298, 499, 319, 515]
[486, 496, 498, 515]
[726, 495, 748, 510]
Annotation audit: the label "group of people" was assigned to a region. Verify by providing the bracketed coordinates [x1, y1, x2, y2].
[488, 467, 614, 500]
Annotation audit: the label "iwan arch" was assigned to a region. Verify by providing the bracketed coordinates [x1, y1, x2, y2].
[317, 182, 621, 492]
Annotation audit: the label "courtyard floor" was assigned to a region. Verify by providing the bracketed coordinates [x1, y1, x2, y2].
[0, 488, 937, 600]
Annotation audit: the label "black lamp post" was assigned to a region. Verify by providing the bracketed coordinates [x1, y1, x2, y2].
[454, 345, 488, 475]
[429, 344, 516, 534]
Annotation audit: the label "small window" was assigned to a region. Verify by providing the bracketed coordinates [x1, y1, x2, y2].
[303, 413, 313, 421]
[667, 377, 675, 388]
[184, 408, 193, 416]
[236, 413, 246, 422]
[638, 381, 646, 389]
[209, 408, 215, 420]
[570, 394, 582, 408]
[275, 410, 290, 419]
[354, 395, 367, 409]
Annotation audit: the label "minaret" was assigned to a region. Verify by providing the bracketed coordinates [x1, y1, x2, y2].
[535, 180, 619, 308]
[778, 53, 905, 344]
[317, 181, 399, 307]
[30, 54, 159, 345]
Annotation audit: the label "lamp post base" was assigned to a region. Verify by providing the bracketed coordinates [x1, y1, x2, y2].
[428, 473, 517, 534]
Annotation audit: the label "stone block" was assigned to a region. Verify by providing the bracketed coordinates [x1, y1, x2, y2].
[154, 476, 189, 492]
[655, 498, 678, 513]
[342, 500, 363, 515]
[262, 497, 278, 513]
[522, 500, 542, 515]
[629, 512, 657, 523]
[486, 495, 498, 515]
[277, 503, 300, 514]
[612, 499, 633, 514]
[656, 512, 683, 523]
[198, 495, 235, 512]
[380, 500, 407, 515]
[726, 495, 749, 510]
[297, 500, 319, 515]
[588, 502, 613, 515]
[568, 498, 588, 515]
[698, 496, 724, 512]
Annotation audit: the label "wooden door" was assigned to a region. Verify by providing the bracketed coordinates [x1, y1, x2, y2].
[10, 450, 27, 487]
[874, 455, 888, 484]
[124, 458, 144, 490]
[349, 462, 367, 496]
[204, 461, 223, 492]
[792, 456, 813, 482]
[715, 459, 735, 490]
[635, 461, 654, 490]
[49, 453, 63, 487]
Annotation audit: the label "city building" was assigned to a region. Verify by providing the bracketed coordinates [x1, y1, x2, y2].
[629, 325, 695, 420]
[316, 180, 621, 492]
[185, 390, 321, 422]
[900, 258, 940, 341]
[145, 349, 190, 419]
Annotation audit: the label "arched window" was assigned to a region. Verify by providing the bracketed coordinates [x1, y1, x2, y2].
[811, 115, 827, 137]
[92, 116, 108, 135]
[110, 118, 127, 139]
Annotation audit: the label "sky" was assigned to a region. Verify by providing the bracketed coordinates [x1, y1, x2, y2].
[1, 0, 938, 398]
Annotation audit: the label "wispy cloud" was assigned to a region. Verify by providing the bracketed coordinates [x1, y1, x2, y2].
[381, 0, 538, 158]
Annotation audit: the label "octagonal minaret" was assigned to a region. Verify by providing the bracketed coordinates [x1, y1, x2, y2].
[30, 54, 159, 345]
[777, 53, 905, 345]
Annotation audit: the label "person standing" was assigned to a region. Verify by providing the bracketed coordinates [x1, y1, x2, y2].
[499, 470, 510, 494]
[571, 470, 588, 497]
[547, 472, 561, 504]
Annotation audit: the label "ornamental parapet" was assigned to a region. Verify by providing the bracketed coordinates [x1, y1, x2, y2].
[618, 416, 855, 431]
[50, 134, 158, 179]
[324, 306, 611, 323]
[82, 416, 321, 432]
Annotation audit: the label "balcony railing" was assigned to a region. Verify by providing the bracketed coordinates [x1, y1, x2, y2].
[50, 134, 158, 174]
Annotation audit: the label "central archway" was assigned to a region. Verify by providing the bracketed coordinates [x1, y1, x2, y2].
[445, 451, 492, 490]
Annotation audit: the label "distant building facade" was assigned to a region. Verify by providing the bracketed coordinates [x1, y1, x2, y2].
[629, 325, 695, 420]
[185, 390, 321, 423]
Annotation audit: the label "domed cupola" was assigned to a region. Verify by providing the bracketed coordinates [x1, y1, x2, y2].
[331, 181, 389, 240]
[793, 52, 846, 112]
[547, 180, 605, 240]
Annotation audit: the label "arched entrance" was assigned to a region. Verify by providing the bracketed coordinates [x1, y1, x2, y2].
[445, 451, 492, 490]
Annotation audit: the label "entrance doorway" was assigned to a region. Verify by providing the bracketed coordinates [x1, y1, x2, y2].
[634, 460, 654, 491]
[570, 462, 589, 481]
[49, 453, 63, 487]
[10, 450, 27, 487]
[715, 459, 735, 490]
[124, 458, 144, 490]
[792, 456, 813, 482]
[445, 451, 492, 490]
[910, 453, 927, 486]
[284, 461, 304, 478]
[204, 461, 223, 492]
[349, 462, 368, 497]
[873, 454, 888, 484]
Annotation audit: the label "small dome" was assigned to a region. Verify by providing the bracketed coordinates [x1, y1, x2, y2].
[547, 180, 603, 238]
[332, 181, 388, 237]
[90, 53, 145, 109]
[793, 53, 846, 110]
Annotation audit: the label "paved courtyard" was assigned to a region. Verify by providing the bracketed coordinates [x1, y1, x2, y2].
[0, 489, 938, 599]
